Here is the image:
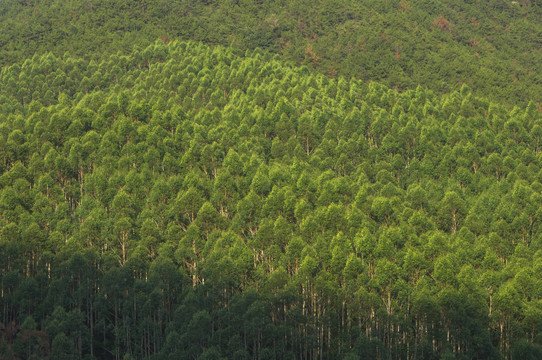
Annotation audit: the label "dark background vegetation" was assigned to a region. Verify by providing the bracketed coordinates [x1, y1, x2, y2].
[0, 0, 540, 106]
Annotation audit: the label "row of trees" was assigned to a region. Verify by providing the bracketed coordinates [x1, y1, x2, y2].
[0, 41, 541, 359]
[0, 0, 540, 106]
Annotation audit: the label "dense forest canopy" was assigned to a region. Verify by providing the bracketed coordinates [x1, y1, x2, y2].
[0, 0, 540, 106]
[0, 41, 541, 359]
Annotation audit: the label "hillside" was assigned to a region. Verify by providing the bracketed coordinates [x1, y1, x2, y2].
[0, 41, 541, 359]
[0, 0, 540, 106]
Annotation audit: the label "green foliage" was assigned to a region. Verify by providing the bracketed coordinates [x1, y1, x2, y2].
[0, 40, 540, 359]
[0, 0, 540, 106]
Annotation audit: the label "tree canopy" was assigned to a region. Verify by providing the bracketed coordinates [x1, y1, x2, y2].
[0, 0, 540, 106]
[0, 40, 541, 359]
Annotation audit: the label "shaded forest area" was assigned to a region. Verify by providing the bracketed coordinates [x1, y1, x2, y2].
[0, 41, 541, 359]
[0, 0, 540, 106]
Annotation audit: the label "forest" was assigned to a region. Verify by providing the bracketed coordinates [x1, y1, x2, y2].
[0, 40, 540, 359]
[0, 0, 540, 106]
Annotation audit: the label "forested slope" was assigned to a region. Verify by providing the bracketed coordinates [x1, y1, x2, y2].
[0, 0, 540, 106]
[0, 41, 541, 359]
